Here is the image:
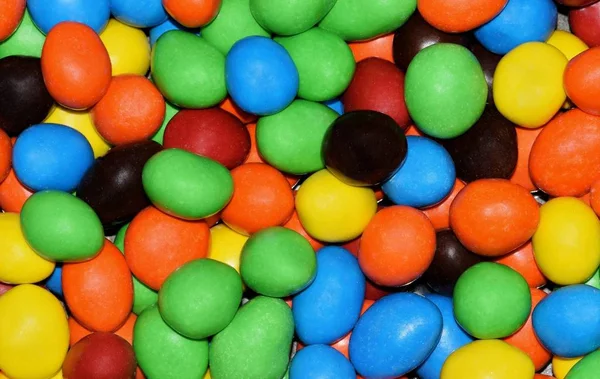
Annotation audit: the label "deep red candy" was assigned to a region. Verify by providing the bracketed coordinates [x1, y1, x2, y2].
[570, 1, 600, 47]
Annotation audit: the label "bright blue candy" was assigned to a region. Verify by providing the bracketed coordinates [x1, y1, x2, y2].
[532, 284, 600, 358]
[110, 0, 168, 28]
[13, 124, 95, 193]
[289, 345, 355, 379]
[226, 36, 299, 116]
[27, 0, 110, 34]
[324, 98, 344, 115]
[349, 293, 443, 379]
[45, 265, 63, 298]
[417, 294, 473, 379]
[474, 0, 557, 55]
[382, 136, 455, 208]
[292, 246, 365, 345]
[149, 17, 200, 46]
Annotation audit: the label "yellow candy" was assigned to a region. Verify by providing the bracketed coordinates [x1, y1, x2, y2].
[203, 369, 211, 379]
[295, 169, 376, 243]
[547, 31, 588, 61]
[208, 224, 249, 273]
[493, 42, 568, 128]
[441, 339, 535, 379]
[0, 213, 54, 284]
[45, 105, 111, 158]
[553, 356, 584, 379]
[533, 197, 600, 285]
[0, 285, 69, 379]
[100, 19, 150, 76]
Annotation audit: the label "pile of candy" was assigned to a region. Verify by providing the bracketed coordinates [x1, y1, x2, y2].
[2, 0, 600, 378]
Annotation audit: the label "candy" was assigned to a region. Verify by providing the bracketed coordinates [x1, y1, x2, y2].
[149, 17, 200, 47]
[569, 1, 600, 47]
[163, 0, 222, 28]
[250, 0, 335, 36]
[0, 0, 25, 42]
[110, 0, 168, 28]
[151, 101, 178, 144]
[546, 30, 588, 61]
[470, 43, 502, 107]
[557, 0, 599, 6]
[45, 265, 63, 298]
[27, 0, 110, 35]
[564, 47, 600, 115]
[418, 0, 507, 33]
[495, 242, 546, 288]
[0, 9, 45, 59]
[0, 129, 10, 183]
[510, 126, 541, 191]
[349, 33, 394, 63]
[565, 350, 600, 379]
[290, 344, 355, 379]
[422, 180, 465, 230]
[208, 224, 248, 272]
[0, 168, 33, 212]
[99, 19, 150, 76]
[553, 356, 583, 379]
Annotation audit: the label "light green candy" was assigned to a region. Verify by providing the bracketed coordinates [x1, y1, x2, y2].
[566, 349, 600, 379]
[151, 101, 179, 144]
[0, 10, 45, 59]
[250, 0, 337, 36]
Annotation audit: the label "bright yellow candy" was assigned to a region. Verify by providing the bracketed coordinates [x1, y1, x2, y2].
[441, 339, 535, 379]
[0, 213, 54, 284]
[553, 356, 584, 379]
[295, 169, 377, 243]
[203, 369, 211, 379]
[494, 42, 568, 128]
[533, 197, 600, 285]
[208, 224, 249, 273]
[0, 285, 69, 379]
[100, 19, 150, 76]
[547, 31, 588, 61]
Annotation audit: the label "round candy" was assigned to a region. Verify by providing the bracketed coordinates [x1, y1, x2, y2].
[0, 124, 12, 184]
[21, 191, 104, 262]
[495, 242, 546, 288]
[283, 211, 324, 251]
[454, 262, 531, 339]
[405, 43, 487, 139]
[0, 56, 53, 136]
[99, 19, 151, 76]
[45, 265, 63, 298]
[474, 0, 557, 55]
[533, 197, 600, 285]
[208, 224, 248, 272]
[547, 30, 589, 61]
[418, 0, 507, 33]
[565, 47, 600, 115]
[382, 136, 455, 207]
[13, 123, 94, 192]
[110, 0, 167, 28]
[27, 0, 110, 34]
[0, 169, 33, 213]
[470, 43, 502, 107]
[149, 17, 200, 47]
[0, 0, 25, 42]
[250, 0, 335, 36]
[565, 350, 600, 379]
[510, 126, 541, 191]
[553, 356, 583, 379]
[226, 36, 298, 116]
[570, 2, 600, 48]
[290, 345, 355, 379]
[422, 180, 465, 230]
[0, 9, 45, 59]
[151, 101, 179, 144]
[163, 0, 221, 28]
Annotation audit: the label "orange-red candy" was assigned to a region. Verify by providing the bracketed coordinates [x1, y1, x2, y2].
[423, 180, 465, 230]
[510, 127, 542, 192]
[220, 97, 256, 124]
[564, 47, 600, 115]
[503, 288, 551, 371]
[92, 75, 165, 145]
[359, 206, 436, 287]
[163, 0, 222, 28]
[221, 163, 294, 235]
[0, 0, 25, 41]
[529, 109, 600, 197]
[283, 210, 324, 251]
[450, 179, 540, 256]
[0, 128, 11, 183]
[0, 169, 32, 212]
[405, 124, 424, 137]
[125, 206, 210, 290]
[418, 0, 508, 33]
[41, 22, 111, 110]
[589, 179, 600, 217]
[495, 241, 546, 288]
[349, 33, 394, 63]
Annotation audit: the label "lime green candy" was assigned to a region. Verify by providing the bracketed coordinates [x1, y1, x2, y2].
[151, 31, 226, 108]
[159, 258, 243, 339]
[210, 296, 294, 379]
[319, 0, 416, 41]
[0, 10, 45, 59]
[134, 305, 209, 379]
[202, 0, 270, 55]
[250, 0, 337, 36]
[566, 349, 600, 379]
[276, 28, 355, 101]
[585, 269, 600, 289]
[241, 227, 316, 297]
[405, 43, 487, 139]
[453, 262, 531, 339]
[142, 148, 233, 220]
[257, 100, 337, 175]
[20, 191, 104, 262]
[151, 101, 179, 144]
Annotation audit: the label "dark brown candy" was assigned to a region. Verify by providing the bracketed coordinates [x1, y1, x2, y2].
[440, 106, 517, 183]
[77, 141, 162, 233]
[470, 43, 502, 107]
[393, 12, 473, 71]
[322, 110, 407, 187]
[423, 229, 483, 296]
[0, 56, 54, 136]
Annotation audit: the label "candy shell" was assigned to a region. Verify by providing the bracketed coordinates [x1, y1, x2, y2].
[208, 224, 248, 273]
[0, 0, 25, 42]
[290, 345, 355, 379]
[0, 9, 45, 59]
[565, 350, 600, 379]
[418, 0, 507, 33]
[570, 2, 600, 48]
[547, 30, 589, 61]
[564, 47, 600, 115]
[349, 33, 394, 63]
[110, 0, 167, 28]
[250, 0, 336, 36]
[99, 19, 150, 76]
[27, 0, 110, 34]
[495, 242, 546, 288]
[163, 0, 221, 28]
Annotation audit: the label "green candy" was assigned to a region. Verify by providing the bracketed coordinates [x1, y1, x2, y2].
[0, 10, 45, 59]
[202, 0, 270, 55]
[152, 31, 226, 108]
[134, 305, 209, 379]
[142, 148, 233, 220]
[585, 269, 600, 289]
[256, 100, 337, 175]
[319, 0, 416, 41]
[20, 191, 104, 262]
[210, 296, 294, 379]
[250, 0, 337, 36]
[405, 43, 487, 139]
[453, 262, 531, 339]
[240, 227, 316, 297]
[566, 349, 600, 379]
[276, 28, 355, 101]
[158, 258, 243, 339]
[151, 101, 179, 144]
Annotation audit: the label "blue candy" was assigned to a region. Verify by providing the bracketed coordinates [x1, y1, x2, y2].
[324, 98, 344, 115]
[45, 265, 63, 298]
[382, 136, 455, 208]
[290, 345, 355, 379]
[149, 17, 200, 46]
[226, 36, 299, 116]
[532, 284, 600, 358]
[13, 124, 94, 193]
[110, 0, 168, 28]
[27, 0, 110, 34]
[475, 0, 557, 55]
[293, 246, 365, 345]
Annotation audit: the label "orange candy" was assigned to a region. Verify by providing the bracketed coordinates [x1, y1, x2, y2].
[349, 34, 394, 63]
[423, 180, 465, 230]
[529, 109, 600, 197]
[0, 169, 32, 212]
[589, 179, 600, 217]
[125, 206, 210, 290]
[359, 206, 436, 287]
[163, 0, 222, 28]
[495, 241, 546, 288]
[564, 47, 600, 116]
[418, 0, 508, 33]
[283, 210, 324, 251]
[62, 240, 133, 332]
[41, 22, 111, 110]
[0, 128, 11, 183]
[510, 127, 542, 192]
[221, 163, 295, 235]
[0, 0, 25, 41]
[220, 97, 256, 124]
[92, 75, 165, 145]
[450, 179, 540, 256]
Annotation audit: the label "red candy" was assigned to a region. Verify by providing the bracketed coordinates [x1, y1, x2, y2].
[570, 1, 600, 47]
